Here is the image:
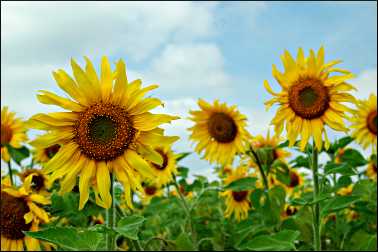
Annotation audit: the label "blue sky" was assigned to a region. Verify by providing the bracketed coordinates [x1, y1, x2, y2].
[1, 2, 377, 180]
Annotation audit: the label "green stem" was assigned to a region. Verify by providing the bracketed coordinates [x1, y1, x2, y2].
[106, 172, 116, 251]
[311, 141, 321, 251]
[172, 175, 197, 250]
[249, 145, 269, 191]
[7, 161, 14, 185]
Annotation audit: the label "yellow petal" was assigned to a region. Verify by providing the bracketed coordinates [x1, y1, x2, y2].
[128, 98, 163, 115]
[324, 74, 355, 86]
[132, 113, 179, 131]
[71, 58, 99, 103]
[124, 149, 153, 179]
[264, 80, 278, 96]
[59, 157, 85, 195]
[300, 120, 311, 151]
[37, 90, 83, 111]
[28, 202, 49, 223]
[79, 160, 96, 210]
[24, 211, 34, 224]
[317, 46, 325, 67]
[311, 118, 323, 151]
[113, 59, 128, 104]
[52, 70, 83, 104]
[100, 56, 113, 101]
[29, 194, 51, 205]
[96, 162, 112, 209]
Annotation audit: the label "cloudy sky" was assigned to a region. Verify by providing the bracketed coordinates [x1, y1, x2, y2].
[1, 1, 377, 180]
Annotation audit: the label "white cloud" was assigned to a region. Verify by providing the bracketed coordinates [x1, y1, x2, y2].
[352, 68, 377, 99]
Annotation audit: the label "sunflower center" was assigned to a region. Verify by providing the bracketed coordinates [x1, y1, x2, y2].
[289, 77, 330, 119]
[232, 191, 248, 202]
[289, 171, 300, 188]
[44, 144, 60, 159]
[144, 186, 157, 196]
[0, 192, 32, 240]
[75, 103, 136, 161]
[152, 149, 168, 171]
[286, 206, 297, 216]
[1, 124, 13, 146]
[208, 113, 237, 143]
[367, 110, 377, 135]
[31, 175, 45, 192]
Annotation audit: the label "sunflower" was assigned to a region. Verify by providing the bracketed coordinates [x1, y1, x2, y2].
[146, 145, 178, 187]
[27, 57, 179, 210]
[264, 47, 356, 151]
[170, 184, 194, 199]
[18, 169, 49, 195]
[281, 204, 298, 220]
[139, 183, 164, 205]
[366, 159, 377, 181]
[249, 130, 291, 167]
[337, 184, 353, 196]
[350, 94, 377, 152]
[283, 169, 304, 196]
[220, 165, 252, 222]
[1, 175, 50, 251]
[188, 99, 249, 165]
[32, 141, 61, 164]
[1, 106, 28, 162]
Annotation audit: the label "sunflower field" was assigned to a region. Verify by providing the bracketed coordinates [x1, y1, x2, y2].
[1, 46, 377, 252]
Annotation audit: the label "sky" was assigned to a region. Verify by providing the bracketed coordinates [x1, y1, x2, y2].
[1, 1, 377, 181]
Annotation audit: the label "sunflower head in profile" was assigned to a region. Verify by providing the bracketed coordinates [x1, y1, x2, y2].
[350, 94, 377, 152]
[264, 47, 357, 151]
[1, 175, 50, 251]
[220, 165, 252, 222]
[139, 183, 164, 205]
[32, 141, 61, 164]
[366, 158, 377, 181]
[1, 106, 28, 162]
[18, 169, 49, 194]
[27, 57, 179, 210]
[146, 145, 179, 187]
[249, 130, 291, 168]
[188, 99, 250, 165]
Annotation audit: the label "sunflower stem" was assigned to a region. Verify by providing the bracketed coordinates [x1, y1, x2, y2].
[7, 161, 14, 185]
[173, 175, 198, 250]
[311, 141, 321, 251]
[249, 145, 269, 191]
[106, 172, 116, 251]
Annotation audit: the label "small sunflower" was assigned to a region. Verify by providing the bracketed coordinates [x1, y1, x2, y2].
[27, 57, 179, 210]
[146, 145, 178, 187]
[281, 204, 298, 220]
[220, 166, 252, 222]
[366, 159, 377, 181]
[18, 169, 49, 195]
[188, 99, 249, 165]
[350, 94, 377, 152]
[1, 106, 28, 162]
[171, 184, 194, 199]
[264, 47, 356, 151]
[283, 169, 304, 196]
[91, 214, 105, 225]
[249, 130, 291, 167]
[139, 183, 164, 205]
[32, 141, 61, 164]
[337, 184, 353, 196]
[1, 175, 50, 251]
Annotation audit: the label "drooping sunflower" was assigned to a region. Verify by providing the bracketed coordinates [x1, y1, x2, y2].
[264, 47, 356, 151]
[1, 106, 28, 162]
[32, 140, 61, 164]
[139, 183, 164, 205]
[188, 99, 250, 165]
[281, 204, 298, 220]
[350, 94, 377, 152]
[18, 169, 49, 195]
[366, 159, 377, 181]
[27, 57, 179, 210]
[220, 165, 252, 222]
[1, 175, 50, 251]
[146, 145, 178, 187]
[249, 130, 291, 167]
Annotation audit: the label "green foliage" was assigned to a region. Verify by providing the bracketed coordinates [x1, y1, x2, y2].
[114, 215, 145, 240]
[6, 144, 30, 164]
[223, 177, 257, 192]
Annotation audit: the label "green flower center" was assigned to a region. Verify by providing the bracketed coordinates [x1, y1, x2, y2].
[89, 116, 117, 144]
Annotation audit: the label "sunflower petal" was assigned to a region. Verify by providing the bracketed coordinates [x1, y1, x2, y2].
[96, 162, 112, 209]
[37, 90, 84, 111]
[79, 160, 96, 210]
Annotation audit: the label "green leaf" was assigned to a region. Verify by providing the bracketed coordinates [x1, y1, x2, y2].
[223, 177, 257, 192]
[177, 166, 189, 178]
[328, 136, 354, 153]
[290, 155, 310, 169]
[321, 195, 361, 217]
[240, 230, 300, 251]
[324, 162, 357, 176]
[340, 149, 367, 167]
[6, 145, 30, 164]
[175, 232, 196, 251]
[24, 227, 105, 251]
[114, 215, 145, 240]
[175, 152, 191, 162]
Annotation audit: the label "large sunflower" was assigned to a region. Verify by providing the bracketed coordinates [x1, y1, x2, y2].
[188, 99, 249, 165]
[264, 47, 356, 151]
[220, 165, 252, 222]
[27, 57, 179, 210]
[1, 175, 50, 251]
[350, 94, 377, 151]
[1, 106, 28, 162]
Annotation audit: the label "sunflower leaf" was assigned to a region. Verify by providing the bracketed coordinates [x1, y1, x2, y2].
[6, 144, 30, 165]
[223, 177, 257, 192]
[114, 215, 145, 240]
